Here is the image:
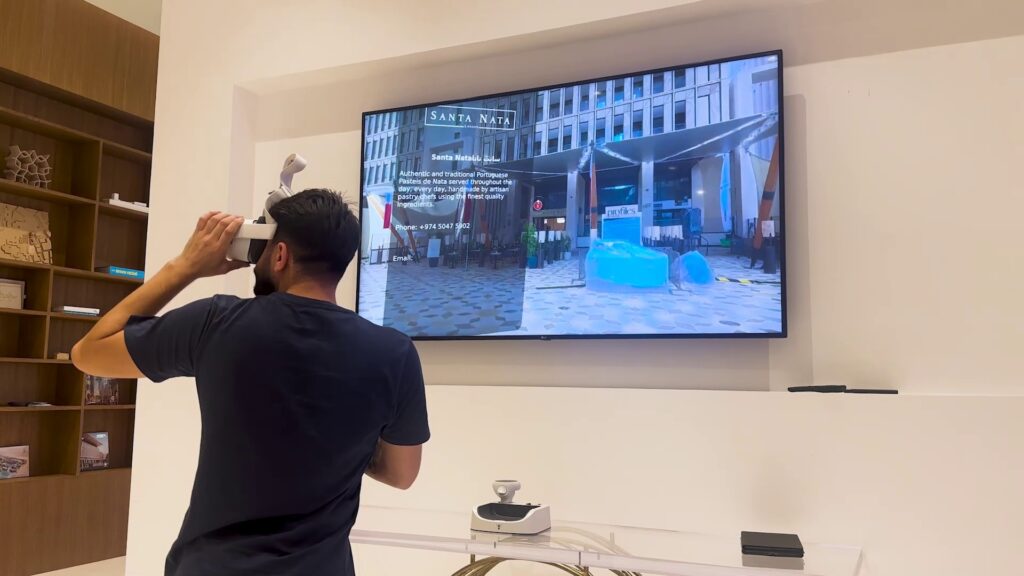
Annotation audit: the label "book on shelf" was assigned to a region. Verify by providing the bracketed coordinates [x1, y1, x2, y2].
[95, 265, 144, 279]
[0, 445, 30, 479]
[85, 376, 120, 405]
[80, 432, 110, 471]
[54, 305, 100, 316]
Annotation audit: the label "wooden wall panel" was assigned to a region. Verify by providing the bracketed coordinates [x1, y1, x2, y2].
[0, 0, 159, 120]
[0, 469, 131, 576]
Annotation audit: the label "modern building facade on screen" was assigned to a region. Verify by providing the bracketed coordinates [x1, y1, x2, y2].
[360, 54, 780, 256]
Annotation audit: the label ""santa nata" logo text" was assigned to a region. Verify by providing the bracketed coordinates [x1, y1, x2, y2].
[425, 105, 516, 131]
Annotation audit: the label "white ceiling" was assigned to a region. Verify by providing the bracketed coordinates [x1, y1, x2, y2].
[83, 0, 162, 35]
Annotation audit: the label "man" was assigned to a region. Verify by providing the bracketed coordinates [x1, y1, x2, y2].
[72, 189, 429, 576]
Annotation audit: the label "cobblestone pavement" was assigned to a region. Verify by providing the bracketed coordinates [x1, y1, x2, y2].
[358, 253, 782, 337]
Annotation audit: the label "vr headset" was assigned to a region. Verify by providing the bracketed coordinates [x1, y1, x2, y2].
[227, 153, 308, 264]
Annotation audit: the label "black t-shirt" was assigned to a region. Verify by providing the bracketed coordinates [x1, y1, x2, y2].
[124, 292, 429, 576]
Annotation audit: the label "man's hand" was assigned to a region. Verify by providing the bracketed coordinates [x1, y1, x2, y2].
[171, 212, 250, 280]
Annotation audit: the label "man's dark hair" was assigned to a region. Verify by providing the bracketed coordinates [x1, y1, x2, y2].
[268, 188, 359, 279]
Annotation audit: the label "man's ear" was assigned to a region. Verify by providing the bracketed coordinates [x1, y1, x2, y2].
[272, 241, 290, 273]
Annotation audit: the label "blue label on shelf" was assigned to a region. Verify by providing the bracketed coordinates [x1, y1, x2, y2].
[97, 266, 144, 279]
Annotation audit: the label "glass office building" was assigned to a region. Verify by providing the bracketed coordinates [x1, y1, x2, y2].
[361, 54, 780, 257]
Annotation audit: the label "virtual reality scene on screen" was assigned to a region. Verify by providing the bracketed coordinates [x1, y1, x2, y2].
[358, 53, 782, 338]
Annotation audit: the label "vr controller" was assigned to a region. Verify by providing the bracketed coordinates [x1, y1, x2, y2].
[227, 154, 308, 263]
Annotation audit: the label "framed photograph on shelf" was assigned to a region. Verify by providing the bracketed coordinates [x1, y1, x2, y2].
[80, 432, 109, 471]
[0, 445, 30, 479]
[0, 278, 25, 310]
[85, 376, 119, 405]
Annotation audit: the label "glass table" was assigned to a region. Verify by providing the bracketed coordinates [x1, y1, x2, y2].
[352, 506, 863, 576]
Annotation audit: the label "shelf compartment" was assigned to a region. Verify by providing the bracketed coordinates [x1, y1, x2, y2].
[99, 148, 150, 205]
[0, 410, 82, 477]
[0, 362, 83, 408]
[51, 272, 136, 314]
[0, 261, 49, 312]
[0, 190, 97, 270]
[0, 107, 102, 201]
[94, 211, 146, 272]
[46, 317, 92, 361]
[0, 311, 46, 358]
[82, 409, 134, 470]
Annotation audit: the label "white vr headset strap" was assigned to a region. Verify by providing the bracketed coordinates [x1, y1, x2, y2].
[264, 154, 307, 224]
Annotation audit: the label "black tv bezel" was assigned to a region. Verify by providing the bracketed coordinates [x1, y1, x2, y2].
[355, 49, 787, 342]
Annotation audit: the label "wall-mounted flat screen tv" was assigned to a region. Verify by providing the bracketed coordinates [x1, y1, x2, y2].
[357, 50, 785, 340]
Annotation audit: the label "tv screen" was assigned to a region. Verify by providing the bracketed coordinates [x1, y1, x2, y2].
[357, 50, 785, 339]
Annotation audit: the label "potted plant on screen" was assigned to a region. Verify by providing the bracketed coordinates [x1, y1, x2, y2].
[522, 222, 539, 269]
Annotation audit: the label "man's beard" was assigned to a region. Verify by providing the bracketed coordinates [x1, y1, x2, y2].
[253, 267, 276, 296]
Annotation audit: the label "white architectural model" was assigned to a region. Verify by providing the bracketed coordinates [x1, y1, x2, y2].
[4, 146, 52, 189]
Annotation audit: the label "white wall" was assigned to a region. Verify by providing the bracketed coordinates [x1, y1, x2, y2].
[130, 1, 1024, 575]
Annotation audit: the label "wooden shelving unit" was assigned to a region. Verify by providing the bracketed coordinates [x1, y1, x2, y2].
[0, 69, 151, 575]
